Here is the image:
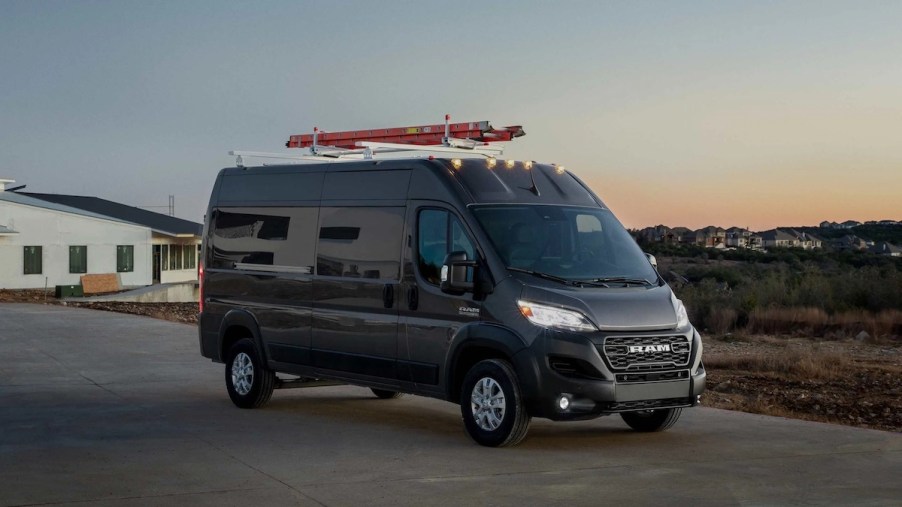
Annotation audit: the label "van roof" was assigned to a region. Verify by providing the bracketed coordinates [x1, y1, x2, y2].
[213, 158, 602, 208]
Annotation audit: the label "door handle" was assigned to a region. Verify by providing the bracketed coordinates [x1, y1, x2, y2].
[382, 284, 394, 309]
[407, 286, 418, 311]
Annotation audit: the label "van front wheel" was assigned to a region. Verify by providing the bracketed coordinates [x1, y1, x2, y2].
[460, 359, 531, 447]
[620, 408, 682, 432]
[225, 338, 275, 409]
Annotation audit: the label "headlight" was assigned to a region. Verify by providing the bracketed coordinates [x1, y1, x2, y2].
[517, 300, 597, 332]
[671, 292, 690, 329]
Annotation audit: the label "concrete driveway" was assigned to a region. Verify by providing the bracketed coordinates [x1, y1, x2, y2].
[1, 303, 899, 506]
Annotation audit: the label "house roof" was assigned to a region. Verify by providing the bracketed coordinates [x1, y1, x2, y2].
[871, 242, 902, 254]
[698, 226, 726, 234]
[22, 192, 202, 237]
[759, 229, 798, 241]
[0, 191, 137, 226]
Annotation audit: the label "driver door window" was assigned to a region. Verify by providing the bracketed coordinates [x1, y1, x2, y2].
[417, 209, 475, 285]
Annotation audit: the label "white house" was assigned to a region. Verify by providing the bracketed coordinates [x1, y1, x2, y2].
[0, 180, 202, 289]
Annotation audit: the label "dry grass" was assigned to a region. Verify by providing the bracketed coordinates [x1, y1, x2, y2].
[747, 307, 902, 338]
[707, 308, 738, 335]
[704, 346, 850, 381]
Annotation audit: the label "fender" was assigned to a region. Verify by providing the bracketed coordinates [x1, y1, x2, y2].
[218, 309, 267, 363]
[443, 322, 538, 401]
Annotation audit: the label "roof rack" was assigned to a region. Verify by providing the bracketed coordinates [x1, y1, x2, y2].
[229, 115, 524, 167]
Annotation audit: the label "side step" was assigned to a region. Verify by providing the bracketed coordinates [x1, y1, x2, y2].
[274, 377, 344, 390]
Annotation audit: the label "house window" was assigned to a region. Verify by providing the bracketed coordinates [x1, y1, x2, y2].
[161, 245, 169, 271]
[169, 244, 178, 270]
[175, 245, 183, 270]
[183, 245, 195, 269]
[24, 246, 42, 275]
[69, 246, 87, 274]
[117, 245, 134, 273]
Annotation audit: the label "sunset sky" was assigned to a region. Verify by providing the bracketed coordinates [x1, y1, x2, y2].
[2, 1, 900, 230]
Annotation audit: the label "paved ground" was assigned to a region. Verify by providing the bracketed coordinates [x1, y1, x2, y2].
[1, 303, 900, 506]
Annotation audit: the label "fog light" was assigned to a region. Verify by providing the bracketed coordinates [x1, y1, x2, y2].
[558, 395, 571, 411]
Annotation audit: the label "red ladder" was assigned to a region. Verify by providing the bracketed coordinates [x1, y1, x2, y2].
[286, 115, 524, 149]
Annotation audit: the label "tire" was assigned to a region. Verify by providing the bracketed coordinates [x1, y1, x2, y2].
[620, 408, 682, 432]
[460, 359, 531, 447]
[225, 338, 275, 409]
[371, 388, 403, 399]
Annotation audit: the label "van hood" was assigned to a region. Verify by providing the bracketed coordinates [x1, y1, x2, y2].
[519, 283, 678, 332]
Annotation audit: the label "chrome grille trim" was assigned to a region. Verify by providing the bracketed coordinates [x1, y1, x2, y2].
[600, 335, 691, 371]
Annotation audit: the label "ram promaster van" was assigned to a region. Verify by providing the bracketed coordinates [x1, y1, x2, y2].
[198, 118, 705, 446]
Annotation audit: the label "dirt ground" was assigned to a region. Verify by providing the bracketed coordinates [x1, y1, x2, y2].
[703, 336, 901, 432]
[3, 289, 899, 432]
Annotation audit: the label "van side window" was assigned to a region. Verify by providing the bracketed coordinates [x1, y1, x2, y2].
[417, 209, 475, 285]
[316, 207, 405, 279]
[211, 207, 316, 270]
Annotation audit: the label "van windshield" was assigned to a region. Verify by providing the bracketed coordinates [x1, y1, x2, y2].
[471, 205, 658, 285]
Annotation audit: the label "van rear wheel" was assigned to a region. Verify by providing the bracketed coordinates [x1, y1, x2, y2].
[225, 338, 275, 409]
[370, 388, 403, 399]
[460, 359, 531, 447]
[620, 408, 682, 432]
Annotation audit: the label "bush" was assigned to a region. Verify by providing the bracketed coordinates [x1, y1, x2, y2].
[668, 253, 902, 337]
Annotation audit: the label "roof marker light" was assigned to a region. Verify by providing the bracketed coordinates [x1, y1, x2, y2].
[524, 160, 534, 170]
[451, 159, 462, 170]
[555, 164, 566, 174]
[486, 157, 497, 169]
[505, 159, 516, 169]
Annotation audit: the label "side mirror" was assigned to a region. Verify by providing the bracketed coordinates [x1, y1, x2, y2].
[645, 253, 658, 270]
[441, 251, 476, 295]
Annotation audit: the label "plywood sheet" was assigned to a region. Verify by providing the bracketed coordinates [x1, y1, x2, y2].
[80, 274, 120, 295]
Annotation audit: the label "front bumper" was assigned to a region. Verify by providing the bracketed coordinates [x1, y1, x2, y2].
[515, 327, 706, 420]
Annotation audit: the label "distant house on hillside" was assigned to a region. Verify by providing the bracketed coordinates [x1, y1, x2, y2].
[636, 225, 677, 244]
[759, 229, 799, 249]
[670, 227, 691, 242]
[682, 226, 725, 248]
[832, 235, 869, 252]
[0, 180, 202, 289]
[783, 229, 823, 250]
[725, 227, 764, 250]
[868, 241, 901, 257]
[820, 220, 862, 230]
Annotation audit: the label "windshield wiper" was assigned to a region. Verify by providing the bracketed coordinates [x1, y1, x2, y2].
[587, 276, 654, 286]
[506, 267, 585, 287]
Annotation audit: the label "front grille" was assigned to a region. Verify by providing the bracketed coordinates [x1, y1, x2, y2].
[601, 335, 691, 371]
[615, 370, 689, 383]
[601, 397, 694, 412]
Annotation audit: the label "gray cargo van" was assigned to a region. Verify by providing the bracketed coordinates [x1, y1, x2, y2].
[198, 158, 705, 446]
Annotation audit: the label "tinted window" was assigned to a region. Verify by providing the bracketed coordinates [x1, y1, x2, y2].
[24, 246, 42, 275]
[69, 246, 87, 274]
[316, 207, 405, 279]
[417, 209, 476, 285]
[116, 245, 134, 273]
[211, 207, 317, 270]
[472, 205, 657, 283]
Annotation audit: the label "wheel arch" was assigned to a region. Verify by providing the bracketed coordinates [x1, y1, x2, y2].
[218, 309, 266, 363]
[444, 323, 532, 403]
